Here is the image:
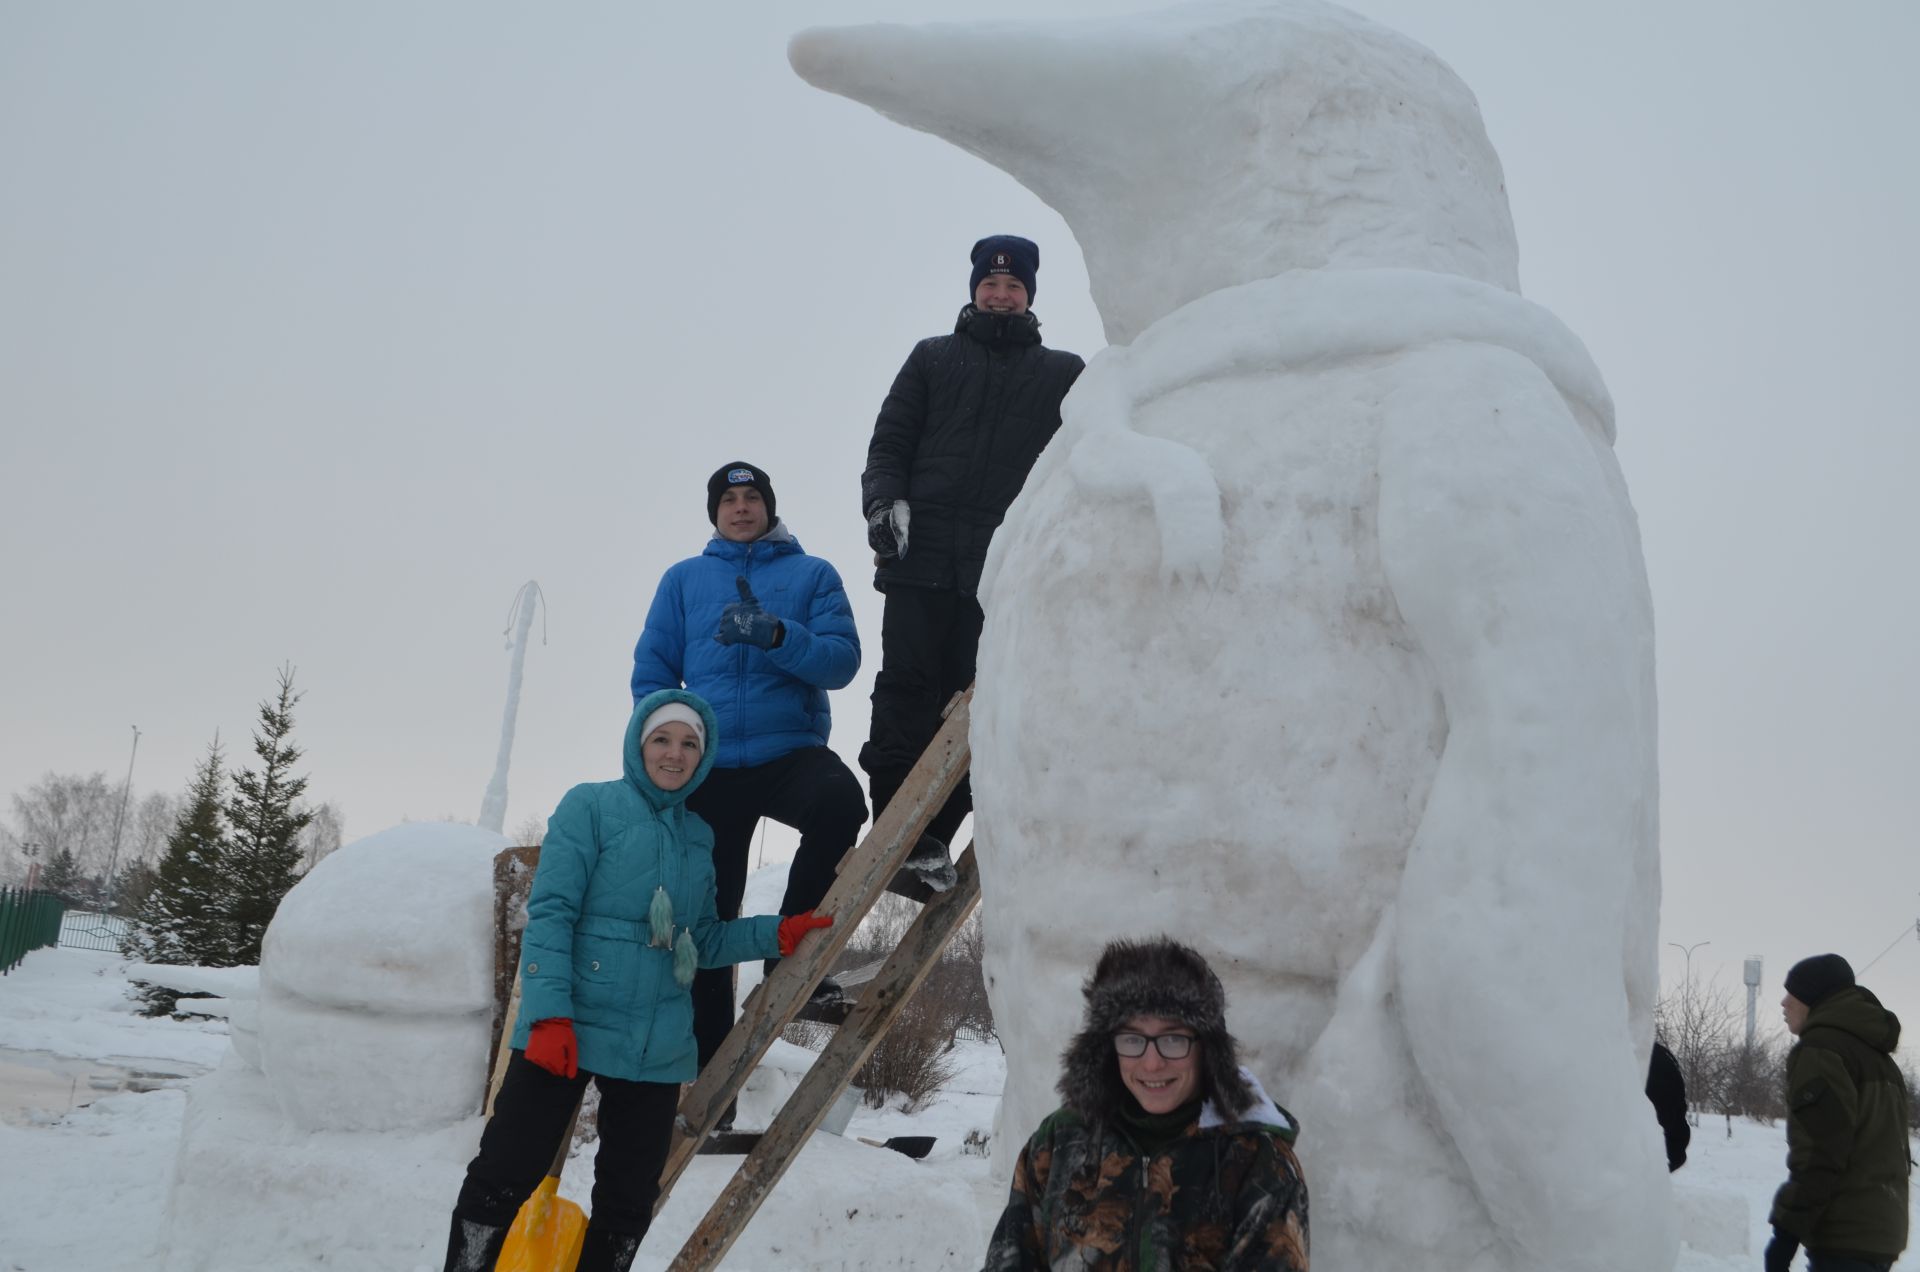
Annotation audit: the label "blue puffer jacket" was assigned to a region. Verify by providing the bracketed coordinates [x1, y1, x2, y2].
[512, 689, 780, 1083]
[630, 523, 860, 769]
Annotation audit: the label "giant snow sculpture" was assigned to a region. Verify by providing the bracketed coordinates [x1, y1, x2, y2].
[791, 4, 1673, 1269]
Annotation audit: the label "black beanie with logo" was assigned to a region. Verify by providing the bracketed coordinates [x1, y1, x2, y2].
[969, 234, 1040, 302]
[706, 461, 776, 526]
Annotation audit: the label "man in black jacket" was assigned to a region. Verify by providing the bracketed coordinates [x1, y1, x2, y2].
[860, 235, 1084, 885]
[1765, 953, 1910, 1272]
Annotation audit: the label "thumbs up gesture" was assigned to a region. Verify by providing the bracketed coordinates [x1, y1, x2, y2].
[716, 576, 784, 649]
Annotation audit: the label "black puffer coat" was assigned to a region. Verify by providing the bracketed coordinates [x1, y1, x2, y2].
[861, 305, 1084, 595]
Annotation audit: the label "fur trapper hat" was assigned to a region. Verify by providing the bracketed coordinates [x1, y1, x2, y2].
[1057, 936, 1255, 1123]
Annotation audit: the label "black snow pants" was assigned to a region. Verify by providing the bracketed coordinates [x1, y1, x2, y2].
[859, 584, 983, 844]
[1808, 1256, 1894, 1272]
[451, 1052, 678, 1242]
[684, 745, 866, 1069]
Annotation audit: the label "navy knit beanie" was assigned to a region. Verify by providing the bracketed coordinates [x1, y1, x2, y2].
[706, 461, 776, 525]
[970, 235, 1039, 303]
[1784, 953, 1854, 1008]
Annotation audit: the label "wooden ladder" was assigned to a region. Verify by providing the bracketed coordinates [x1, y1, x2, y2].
[655, 687, 981, 1271]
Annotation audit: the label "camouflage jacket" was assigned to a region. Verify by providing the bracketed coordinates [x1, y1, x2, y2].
[981, 1094, 1309, 1271]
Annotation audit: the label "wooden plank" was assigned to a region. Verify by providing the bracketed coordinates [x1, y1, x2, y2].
[653, 688, 974, 1207]
[486, 845, 541, 1117]
[666, 845, 982, 1271]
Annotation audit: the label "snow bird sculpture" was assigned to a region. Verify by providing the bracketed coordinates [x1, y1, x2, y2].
[792, 2, 1673, 1270]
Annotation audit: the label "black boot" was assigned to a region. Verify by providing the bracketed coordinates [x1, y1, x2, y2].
[577, 1223, 643, 1272]
[887, 833, 957, 901]
[441, 1213, 510, 1272]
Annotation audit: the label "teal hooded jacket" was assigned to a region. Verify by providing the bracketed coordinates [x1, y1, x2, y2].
[511, 688, 780, 1082]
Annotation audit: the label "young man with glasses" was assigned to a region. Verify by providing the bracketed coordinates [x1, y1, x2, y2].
[983, 937, 1310, 1271]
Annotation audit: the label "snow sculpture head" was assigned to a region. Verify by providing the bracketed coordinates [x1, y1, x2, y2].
[790, 0, 1519, 344]
[796, 3, 1672, 1270]
[256, 821, 505, 1131]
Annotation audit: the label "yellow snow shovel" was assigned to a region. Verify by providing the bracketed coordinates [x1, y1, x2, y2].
[494, 1097, 587, 1272]
[485, 966, 587, 1272]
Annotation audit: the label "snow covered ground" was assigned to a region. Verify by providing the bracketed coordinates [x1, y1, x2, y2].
[2, 943, 1914, 1270]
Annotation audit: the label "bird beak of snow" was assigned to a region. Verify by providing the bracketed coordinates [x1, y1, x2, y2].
[786, 18, 1186, 222]
[788, 17, 1246, 344]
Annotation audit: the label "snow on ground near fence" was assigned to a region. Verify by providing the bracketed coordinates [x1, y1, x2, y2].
[2, 945, 1915, 1270]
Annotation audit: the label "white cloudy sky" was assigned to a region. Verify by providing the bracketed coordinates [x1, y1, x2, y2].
[2, 1, 1915, 1033]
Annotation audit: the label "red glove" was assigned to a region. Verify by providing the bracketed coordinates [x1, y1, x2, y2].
[777, 910, 834, 957]
[525, 1017, 578, 1079]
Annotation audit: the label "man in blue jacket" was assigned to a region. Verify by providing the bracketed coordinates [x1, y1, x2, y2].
[632, 462, 865, 1074]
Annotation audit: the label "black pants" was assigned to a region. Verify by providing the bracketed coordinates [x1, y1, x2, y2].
[684, 746, 866, 1067]
[859, 585, 983, 844]
[1809, 1255, 1893, 1272]
[452, 1052, 678, 1240]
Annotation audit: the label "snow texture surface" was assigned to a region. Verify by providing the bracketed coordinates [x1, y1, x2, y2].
[256, 820, 507, 1130]
[795, 3, 1670, 1269]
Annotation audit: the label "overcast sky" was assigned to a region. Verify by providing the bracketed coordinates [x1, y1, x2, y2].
[2, 0, 1915, 1042]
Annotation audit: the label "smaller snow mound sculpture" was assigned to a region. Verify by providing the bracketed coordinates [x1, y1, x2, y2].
[257, 821, 506, 1131]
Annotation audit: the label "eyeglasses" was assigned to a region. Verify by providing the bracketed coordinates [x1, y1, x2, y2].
[1112, 1032, 1195, 1060]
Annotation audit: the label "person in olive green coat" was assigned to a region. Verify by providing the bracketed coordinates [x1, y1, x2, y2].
[440, 689, 832, 1272]
[1765, 953, 1911, 1272]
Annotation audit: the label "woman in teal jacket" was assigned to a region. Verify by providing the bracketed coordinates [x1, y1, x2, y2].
[441, 689, 831, 1272]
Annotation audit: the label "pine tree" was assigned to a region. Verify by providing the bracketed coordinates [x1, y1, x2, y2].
[40, 846, 82, 902]
[125, 738, 231, 964]
[222, 665, 314, 965]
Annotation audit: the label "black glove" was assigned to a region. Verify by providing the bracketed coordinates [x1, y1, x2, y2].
[1763, 1228, 1798, 1272]
[715, 577, 782, 649]
[866, 504, 898, 558]
[866, 500, 909, 560]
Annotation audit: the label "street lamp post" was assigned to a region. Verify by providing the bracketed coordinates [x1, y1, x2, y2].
[1668, 939, 1712, 988]
[1666, 940, 1711, 1124]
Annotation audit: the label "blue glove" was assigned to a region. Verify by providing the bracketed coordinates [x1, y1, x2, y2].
[716, 576, 783, 649]
[1763, 1228, 1797, 1272]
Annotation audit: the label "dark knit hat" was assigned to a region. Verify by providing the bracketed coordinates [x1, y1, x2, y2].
[1784, 953, 1855, 1008]
[706, 461, 775, 526]
[1056, 936, 1255, 1124]
[969, 234, 1039, 303]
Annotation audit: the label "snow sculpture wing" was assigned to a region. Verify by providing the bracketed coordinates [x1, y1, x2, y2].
[1061, 347, 1225, 585]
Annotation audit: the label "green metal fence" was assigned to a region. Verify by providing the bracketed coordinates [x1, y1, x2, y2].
[1, 885, 65, 975]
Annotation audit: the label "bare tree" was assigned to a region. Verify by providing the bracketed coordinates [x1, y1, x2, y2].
[9, 772, 122, 879]
[297, 801, 346, 873]
[131, 792, 182, 868]
[1655, 969, 1742, 1120]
